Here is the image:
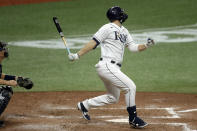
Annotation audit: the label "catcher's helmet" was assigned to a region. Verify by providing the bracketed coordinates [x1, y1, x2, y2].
[0, 41, 9, 58]
[106, 6, 128, 23]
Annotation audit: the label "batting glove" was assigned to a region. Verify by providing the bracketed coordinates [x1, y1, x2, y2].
[145, 38, 155, 48]
[68, 53, 79, 61]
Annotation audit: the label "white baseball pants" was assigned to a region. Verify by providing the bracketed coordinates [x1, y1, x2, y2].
[83, 60, 136, 110]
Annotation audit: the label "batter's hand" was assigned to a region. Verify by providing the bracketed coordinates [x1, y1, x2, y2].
[145, 38, 155, 48]
[68, 53, 79, 61]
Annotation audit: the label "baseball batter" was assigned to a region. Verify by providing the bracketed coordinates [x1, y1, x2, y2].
[68, 6, 155, 129]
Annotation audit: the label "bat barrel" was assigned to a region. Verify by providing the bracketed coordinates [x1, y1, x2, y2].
[53, 16, 71, 54]
[53, 17, 63, 35]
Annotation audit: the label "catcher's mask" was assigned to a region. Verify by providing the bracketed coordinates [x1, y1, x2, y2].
[0, 41, 9, 58]
[106, 6, 128, 24]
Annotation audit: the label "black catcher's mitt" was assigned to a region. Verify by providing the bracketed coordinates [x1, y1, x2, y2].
[17, 77, 33, 89]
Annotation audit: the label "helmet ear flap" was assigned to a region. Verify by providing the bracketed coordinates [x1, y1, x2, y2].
[120, 12, 128, 23]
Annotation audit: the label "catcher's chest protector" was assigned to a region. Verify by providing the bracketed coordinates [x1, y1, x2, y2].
[0, 64, 2, 74]
[0, 64, 13, 116]
[0, 86, 13, 115]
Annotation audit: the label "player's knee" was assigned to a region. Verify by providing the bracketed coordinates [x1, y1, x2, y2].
[131, 84, 136, 92]
[107, 94, 119, 104]
[123, 84, 136, 94]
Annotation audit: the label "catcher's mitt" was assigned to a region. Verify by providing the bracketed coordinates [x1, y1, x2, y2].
[17, 77, 33, 89]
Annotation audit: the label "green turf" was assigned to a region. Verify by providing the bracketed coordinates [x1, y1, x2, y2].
[0, 0, 197, 93]
[0, 0, 197, 41]
[3, 42, 197, 93]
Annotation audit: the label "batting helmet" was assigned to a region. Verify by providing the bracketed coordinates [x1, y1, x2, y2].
[106, 6, 128, 24]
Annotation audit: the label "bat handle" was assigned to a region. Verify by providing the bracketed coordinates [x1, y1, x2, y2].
[62, 37, 71, 54]
[66, 47, 71, 54]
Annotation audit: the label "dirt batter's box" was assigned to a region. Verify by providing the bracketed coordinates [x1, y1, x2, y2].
[104, 107, 196, 131]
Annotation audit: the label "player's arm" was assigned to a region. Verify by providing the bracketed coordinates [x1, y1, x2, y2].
[68, 39, 97, 61]
[0, 73, 33, 89]
[0, 79, 17, 86]
[77, 40, 97, 57]
[0, 73, 17, 86]
[1, 73, 17, 80]
[127, 38, 155, 52]
[68, 25, 107, 61]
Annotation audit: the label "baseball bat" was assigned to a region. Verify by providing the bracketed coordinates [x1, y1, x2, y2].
[53, 17, 71, 54]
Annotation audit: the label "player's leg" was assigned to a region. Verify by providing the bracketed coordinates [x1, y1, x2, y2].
[78, 78, 120, 119]
[117, 74, 148, 128]
[83, 78, 120, 110]
[77, 90, 120, 121]
[100, 63, 147, 128]
[77, 63, 121, 120]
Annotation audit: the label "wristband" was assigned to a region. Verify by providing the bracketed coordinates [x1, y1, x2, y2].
[4, 75, 16, 80]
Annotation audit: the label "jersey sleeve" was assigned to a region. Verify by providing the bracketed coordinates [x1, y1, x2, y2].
[93, 25, 109, 46]
[126, 30, 136, 46]
[126, 30, 139, 52]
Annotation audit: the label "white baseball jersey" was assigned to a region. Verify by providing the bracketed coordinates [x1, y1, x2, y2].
[93, 23, 137, 63]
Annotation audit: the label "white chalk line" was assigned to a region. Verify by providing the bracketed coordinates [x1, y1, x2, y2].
[14, 124, 61, 131]
[8, 23, 197, 49]
[163, 123, 197, 131]
[106, 118, 197, 131]
[178, 109, 197, 113]
[106, 120, 197, 131]
[7, 114, 126, 119]
[162, 107, 180, 118]
[13, 122, 108, 131]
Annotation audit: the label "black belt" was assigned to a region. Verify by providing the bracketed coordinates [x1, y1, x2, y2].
[100, 58, 121, 67]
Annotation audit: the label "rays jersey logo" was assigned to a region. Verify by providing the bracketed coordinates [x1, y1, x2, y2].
[114, 31, 127, 43]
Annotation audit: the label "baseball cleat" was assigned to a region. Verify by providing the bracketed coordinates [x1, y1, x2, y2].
[77, 102, 90, 120]
[129, 116, 148, 129]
